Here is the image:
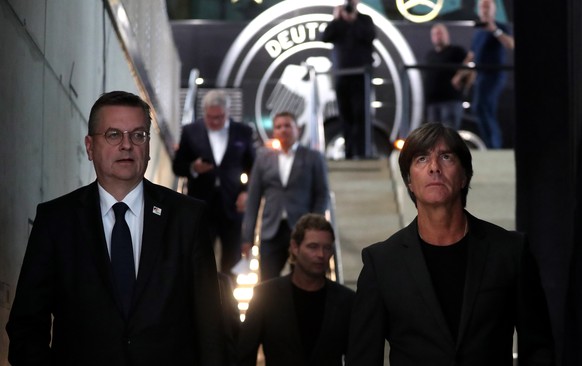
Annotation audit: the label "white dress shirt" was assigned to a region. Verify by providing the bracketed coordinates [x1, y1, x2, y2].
[208, 120, 230, 166]
[278, 142, 298, 187]
[99, 182, 144, 276]
[278, 142, 298, 220]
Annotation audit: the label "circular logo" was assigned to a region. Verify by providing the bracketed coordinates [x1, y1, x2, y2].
[396, 0, 444, 23]
[217, 0, 424, 145]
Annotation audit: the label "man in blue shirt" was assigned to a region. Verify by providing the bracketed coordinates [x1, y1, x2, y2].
[465, 0, 515, 148]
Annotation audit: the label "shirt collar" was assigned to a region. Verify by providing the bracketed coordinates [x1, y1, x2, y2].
[98, 181, 144, 217]
[281, 142, 299, 155]
[208, 120, 230, 134]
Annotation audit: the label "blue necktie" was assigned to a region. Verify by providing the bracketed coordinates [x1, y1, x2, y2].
[111, 202, 136, 317]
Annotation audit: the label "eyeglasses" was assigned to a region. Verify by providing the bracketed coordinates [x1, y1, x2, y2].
[92, 129, 150, 146]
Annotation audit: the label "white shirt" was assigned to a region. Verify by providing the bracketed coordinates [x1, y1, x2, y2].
[207, 120, 230, 166]
[278, 143, 298, 220]
[278, 142, 298, 187]
[99, 182, 144, 276]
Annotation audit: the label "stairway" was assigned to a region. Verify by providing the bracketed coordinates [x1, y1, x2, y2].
[327, 157, 401, 290]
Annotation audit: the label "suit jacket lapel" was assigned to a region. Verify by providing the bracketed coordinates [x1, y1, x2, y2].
[197, 123, 214, 164]
[267, 149, 283, 187]
[286, 146, 304, 186]
[77, 182, 123, 315]
[403, 220, 455, 343]
[131, 180, 168, 314]
[221, 120, 235, 162]
[456, 213, 490, 346]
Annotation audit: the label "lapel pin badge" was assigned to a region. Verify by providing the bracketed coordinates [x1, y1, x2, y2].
[152, 206, 162, 216]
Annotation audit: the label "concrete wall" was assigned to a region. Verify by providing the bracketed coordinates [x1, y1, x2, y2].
[0, 1, 178, 364]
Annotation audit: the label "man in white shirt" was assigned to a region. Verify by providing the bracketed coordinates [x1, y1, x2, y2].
[7, 91, 225, 365]
[242, 112, 330, 281]
[173, 90, 255, 279]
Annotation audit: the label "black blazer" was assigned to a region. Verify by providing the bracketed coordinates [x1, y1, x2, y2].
[347, 212, 555, 366]
[173, 119, 255, 220]
[238, 275, 355, 366]
[6, 180, 226, 366]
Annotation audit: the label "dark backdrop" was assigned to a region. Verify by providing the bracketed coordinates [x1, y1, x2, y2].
[514, 0, 582, 364]
[172, 20, 516, 147]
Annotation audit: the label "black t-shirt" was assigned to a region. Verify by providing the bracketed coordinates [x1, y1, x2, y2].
[420, 235, 468, 340]
[292, 283, 327, 359]
[424, 45, 468, 103]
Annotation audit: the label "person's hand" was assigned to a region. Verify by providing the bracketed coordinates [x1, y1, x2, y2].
[191, 157, 214, 174]
[241, 242, 253, 257]
[484, 20, 497, 32]
[236, 192, 248, 213]
[332, 5, 343, 19]
[451, 73, 465, 90]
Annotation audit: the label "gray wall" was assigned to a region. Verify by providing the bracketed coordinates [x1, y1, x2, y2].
[0, 1, 179, 364]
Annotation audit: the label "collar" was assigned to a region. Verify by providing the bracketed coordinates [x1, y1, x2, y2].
[207, 120, 230, 134]
[98, 181, 144, 217]
[281, 141, 299, 155]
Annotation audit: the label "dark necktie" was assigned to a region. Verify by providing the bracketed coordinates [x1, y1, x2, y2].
[111, 202, 136, 317]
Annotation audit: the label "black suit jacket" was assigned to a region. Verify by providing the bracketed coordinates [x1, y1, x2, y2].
[6, 180, 226, 366]
[238, 275, 355, 366]
[347, 212, 554, 366]
[173, 119, 255, 220]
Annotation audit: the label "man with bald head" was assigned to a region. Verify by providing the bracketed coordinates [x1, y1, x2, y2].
[465, 0, 515, 148]
[424, 23, 469, 130]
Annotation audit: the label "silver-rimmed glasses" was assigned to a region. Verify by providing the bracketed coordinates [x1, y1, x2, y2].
[92, 129, 150, 146]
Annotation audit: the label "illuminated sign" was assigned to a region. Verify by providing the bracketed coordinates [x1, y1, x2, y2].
[396, 0, 444, 23]
[217, 0, 424, 145]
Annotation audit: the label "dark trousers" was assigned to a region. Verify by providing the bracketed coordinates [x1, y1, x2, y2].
[472, 73, 507, 148]
[207, 199, 242, 277]
[336, 74, 367, 159]
[259, 220, 291, 281]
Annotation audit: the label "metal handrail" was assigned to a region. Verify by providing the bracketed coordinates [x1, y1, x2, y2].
[327, 192, 344, 284]
[305, 66, 374, 159]
[181, 69, 200, 126]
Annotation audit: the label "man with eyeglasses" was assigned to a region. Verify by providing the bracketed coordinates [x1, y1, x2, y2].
[6, 91, 226, 366]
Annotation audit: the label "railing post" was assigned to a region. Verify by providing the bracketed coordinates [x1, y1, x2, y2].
[306, 64, 325, 154]
[363, 67, 373, 158]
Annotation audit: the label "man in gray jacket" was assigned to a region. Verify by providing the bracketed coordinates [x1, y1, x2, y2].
[242, 112, 329, 281]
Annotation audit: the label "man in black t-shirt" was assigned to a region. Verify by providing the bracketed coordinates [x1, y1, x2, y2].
[347, 123, 554, 366]
[424, 23, 470, 130]
[238, 214, 355, 366]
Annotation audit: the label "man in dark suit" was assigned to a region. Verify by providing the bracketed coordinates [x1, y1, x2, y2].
[241, 112, 329, 281]
[347, 123, 554, 366]
[6, 91, 225, 366]
[173, 90, 255, 278]
[238, 213, 355, 366]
